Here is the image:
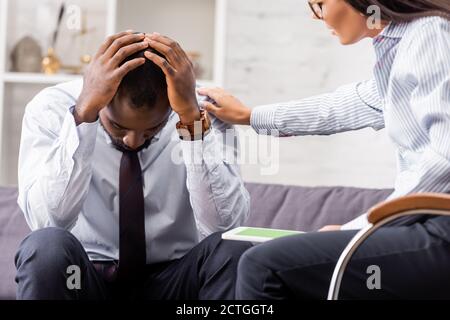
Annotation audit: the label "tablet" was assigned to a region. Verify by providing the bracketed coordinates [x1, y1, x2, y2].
[222, 226, 304, 243]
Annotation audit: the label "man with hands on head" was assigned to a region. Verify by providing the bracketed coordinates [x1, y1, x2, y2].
[15, 31, 251, 300]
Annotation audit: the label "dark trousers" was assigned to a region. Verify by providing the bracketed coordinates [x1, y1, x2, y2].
[15, 228, 252, 300]
[236, 216, 450, 299]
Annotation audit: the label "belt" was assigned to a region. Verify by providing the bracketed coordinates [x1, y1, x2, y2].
[92, 261, 119, 283]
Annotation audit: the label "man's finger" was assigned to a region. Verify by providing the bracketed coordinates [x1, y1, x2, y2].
[104, 33, 146, 59]
[144, 51, 176, 77]
[148, 33, 180, 49]
[114, 57, 146, 79]
[147, 33, 189, 64]
[96, 31, 133, 58]
[146, 39, 181, 66]
[110, 41, 149, 67]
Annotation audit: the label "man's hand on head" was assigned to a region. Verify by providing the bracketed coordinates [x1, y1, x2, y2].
[144, 33, 201, 125]
[74, 31, 149, 126]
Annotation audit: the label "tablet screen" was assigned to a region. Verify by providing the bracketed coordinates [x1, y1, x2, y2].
[236, 227, 301, 238]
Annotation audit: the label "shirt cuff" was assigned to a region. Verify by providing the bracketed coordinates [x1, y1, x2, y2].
[250, 105, 279, 133]
[341, 213, 369, 230]
[65, 107, 98, 160]
[180, 129, 222, 172]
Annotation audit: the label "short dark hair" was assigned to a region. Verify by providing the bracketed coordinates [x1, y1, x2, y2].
[116, 47, 168, 109]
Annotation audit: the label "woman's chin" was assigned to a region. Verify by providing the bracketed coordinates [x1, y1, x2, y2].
[337, 35, 359, 45]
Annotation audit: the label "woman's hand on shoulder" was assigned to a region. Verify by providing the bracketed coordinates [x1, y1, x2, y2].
[197, 87, 252, 125]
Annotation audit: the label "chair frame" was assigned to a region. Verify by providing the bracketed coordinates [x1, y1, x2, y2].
[327, 193, 450, 300]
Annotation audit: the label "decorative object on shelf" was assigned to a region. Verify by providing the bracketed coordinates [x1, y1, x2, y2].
[76, 9, 96, 71]
[81, 54, 92, 65]
[59, 64, 81, 74]
[10, 36, 43, 73]
[60, 9, 95, 74]
[42, 47, 61, 75]
[42, 3, 65, 74]
[187, 51, 204, 79]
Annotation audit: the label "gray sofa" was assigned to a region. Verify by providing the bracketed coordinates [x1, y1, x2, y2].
[0, 183, 392, 299]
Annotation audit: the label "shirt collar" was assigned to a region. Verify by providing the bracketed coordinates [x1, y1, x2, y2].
[375, 20, 410, 40]
[100, 111, 176, 149]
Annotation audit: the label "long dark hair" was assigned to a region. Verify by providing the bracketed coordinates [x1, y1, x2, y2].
[345, 0, 450, 22]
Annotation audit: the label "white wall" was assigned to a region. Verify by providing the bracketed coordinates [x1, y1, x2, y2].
[224, 0, 397, 189]
[116, 0, 216, 80]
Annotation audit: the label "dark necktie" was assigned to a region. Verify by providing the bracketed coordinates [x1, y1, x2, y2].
[116, 150, 146, 287]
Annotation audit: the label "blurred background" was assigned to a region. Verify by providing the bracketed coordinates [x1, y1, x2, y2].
[0, 0, 396, 188]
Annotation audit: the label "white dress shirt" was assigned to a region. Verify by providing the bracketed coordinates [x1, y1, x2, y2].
[250, 16, 450, 230]
[18, 79, 250, 263]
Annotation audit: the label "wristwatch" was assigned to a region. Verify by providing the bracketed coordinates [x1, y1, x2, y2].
[176, 109, 211, 141]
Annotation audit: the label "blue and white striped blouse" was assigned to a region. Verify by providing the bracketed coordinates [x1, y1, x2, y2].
[250, 16, 450, 230]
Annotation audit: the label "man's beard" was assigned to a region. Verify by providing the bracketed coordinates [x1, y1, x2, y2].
[100, 120, 152, 153]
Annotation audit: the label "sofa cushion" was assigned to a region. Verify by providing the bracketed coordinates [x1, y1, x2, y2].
[244, 183, 393, 232]
[0, 187, 30, 300]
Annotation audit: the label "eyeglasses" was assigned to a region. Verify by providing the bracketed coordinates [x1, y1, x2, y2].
[308, 1, 324, 20]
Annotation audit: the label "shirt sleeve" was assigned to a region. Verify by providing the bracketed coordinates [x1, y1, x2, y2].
[17, 88, 98, 230]
[180, 116, 250, 239]
[250, 78, 384, 136]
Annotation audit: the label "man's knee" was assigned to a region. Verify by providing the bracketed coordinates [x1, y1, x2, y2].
[15, 227, 82, 272]
[203, 231, 252, 261]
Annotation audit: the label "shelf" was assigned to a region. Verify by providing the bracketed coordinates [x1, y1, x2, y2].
[2, 72, 82, 84]
[2, 72, 216, 87]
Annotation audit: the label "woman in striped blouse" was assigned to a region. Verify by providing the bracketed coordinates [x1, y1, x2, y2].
[199, 0, 450, 299]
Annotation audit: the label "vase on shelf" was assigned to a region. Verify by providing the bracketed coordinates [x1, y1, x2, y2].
[10, 36, 43, 73]
[42, 47, 61, 75]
